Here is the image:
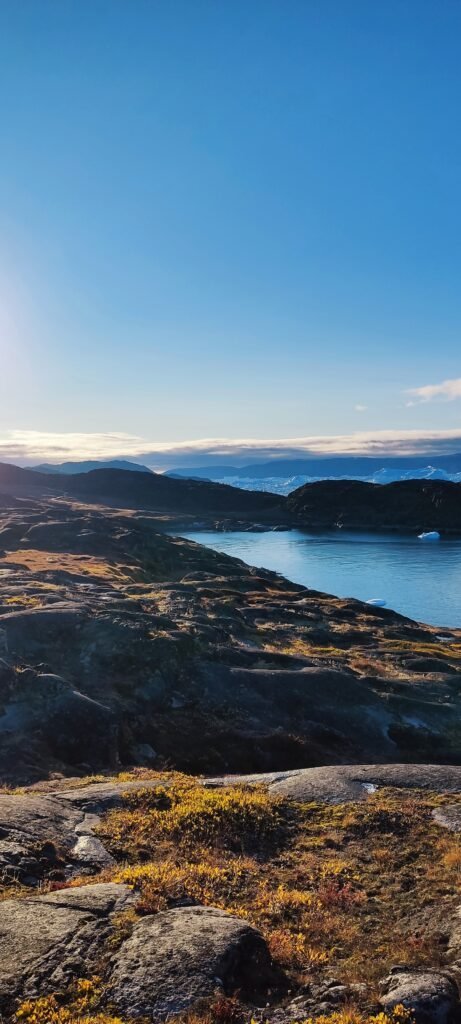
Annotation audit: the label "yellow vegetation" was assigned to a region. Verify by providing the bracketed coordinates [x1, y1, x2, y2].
[294, 1009, 413, 1024]
[1, 550, 129, 582]
[4, 595, 41, 607]
[98, 777, 291, 856]
[11, 776, 461, 1023]
[14, 978, 128, 1024]
[96, 777, 461, 988]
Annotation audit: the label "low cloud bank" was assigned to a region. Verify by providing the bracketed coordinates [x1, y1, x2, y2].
[1, 428, 461, 470]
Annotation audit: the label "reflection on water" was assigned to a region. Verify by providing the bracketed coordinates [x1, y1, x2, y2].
[181, 529, 461, 628]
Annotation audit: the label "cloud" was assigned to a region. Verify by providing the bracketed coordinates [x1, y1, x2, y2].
[1, 427, 461, 470]
[354, 404, 368, 412]
[406, 377, 461, 404]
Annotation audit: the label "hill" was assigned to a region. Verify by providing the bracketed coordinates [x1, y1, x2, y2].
[31, 459, 152, 474]
[0, 462, 287, 526]
[288, 478, 461, 532]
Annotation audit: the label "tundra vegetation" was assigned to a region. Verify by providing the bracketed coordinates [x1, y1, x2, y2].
[7, 770, 461, 1024]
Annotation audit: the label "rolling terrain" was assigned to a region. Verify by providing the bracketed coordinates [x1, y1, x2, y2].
[0, 491, 460, 1024]
[1, 497, 461, 784]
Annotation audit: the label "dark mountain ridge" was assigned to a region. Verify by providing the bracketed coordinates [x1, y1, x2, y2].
[287, 478, 461, 532]
[0, 462, 286, 522]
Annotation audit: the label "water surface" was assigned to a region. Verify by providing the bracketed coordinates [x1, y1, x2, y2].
[181, 529, 461, 628]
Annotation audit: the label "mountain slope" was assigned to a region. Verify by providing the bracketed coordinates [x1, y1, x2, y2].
[0, 462, 287, 522]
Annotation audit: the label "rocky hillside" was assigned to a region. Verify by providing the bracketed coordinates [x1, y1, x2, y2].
[1, 498, 461, 784]
[3, 463, 461, 534]
[0, 462, 287, 527]
[1, 765, 461, 1024]
[287, 479, 461, 532]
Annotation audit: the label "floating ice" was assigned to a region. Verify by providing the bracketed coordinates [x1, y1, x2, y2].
[418, 531, 441, 541]
[366, 598, 387, 607]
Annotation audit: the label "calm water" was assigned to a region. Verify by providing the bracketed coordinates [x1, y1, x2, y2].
[182, 529, 461, 628]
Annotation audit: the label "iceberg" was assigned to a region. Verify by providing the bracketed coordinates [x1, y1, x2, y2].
[366, 598, 387, 607]
[418, 531, 441, 541]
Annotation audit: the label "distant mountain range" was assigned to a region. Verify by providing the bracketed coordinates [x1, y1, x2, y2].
[167, 453, 461, 494]
[32, 459, 152, 475]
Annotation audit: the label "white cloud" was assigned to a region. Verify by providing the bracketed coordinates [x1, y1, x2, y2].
[1, 427, 461, 470]
[406, 377, 461, 404]
[354, 404, 368, 412]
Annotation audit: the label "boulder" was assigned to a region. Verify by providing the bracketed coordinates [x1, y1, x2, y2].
[379, 969, 460, 1024]
[109, 905, 284, 1019]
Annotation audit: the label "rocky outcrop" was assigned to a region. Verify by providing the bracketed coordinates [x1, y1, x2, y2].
[0, 792, 115, 884]
[109, 906, 283, 1019]
[207, 764, 461, 804]
[433, 805, 461, 832]
[0, 883, 133, 1012]
[42, 764, 461, 813]
[379, 968, 460, 1024]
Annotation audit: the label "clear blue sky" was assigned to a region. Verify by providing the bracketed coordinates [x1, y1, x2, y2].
[1, 0, 461, 460]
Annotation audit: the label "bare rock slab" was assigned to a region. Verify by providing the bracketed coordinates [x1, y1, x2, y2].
[0, 793, 81, 883]
[0, 882, 133, 1010]
[380, 969, 460, 1024]
[109, 905, 283, 1019]
[432, 805, 461, 832]
[207, 765, 461, 804]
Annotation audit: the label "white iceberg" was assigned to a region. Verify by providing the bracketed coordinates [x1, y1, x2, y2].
[418, 531, 441, 541]
[366, 598, 387, 607]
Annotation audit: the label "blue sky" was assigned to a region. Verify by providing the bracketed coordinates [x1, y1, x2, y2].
[1, 0, 461, 464]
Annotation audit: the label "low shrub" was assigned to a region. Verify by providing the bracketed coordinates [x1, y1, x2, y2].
[99, 781, 292, 857]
